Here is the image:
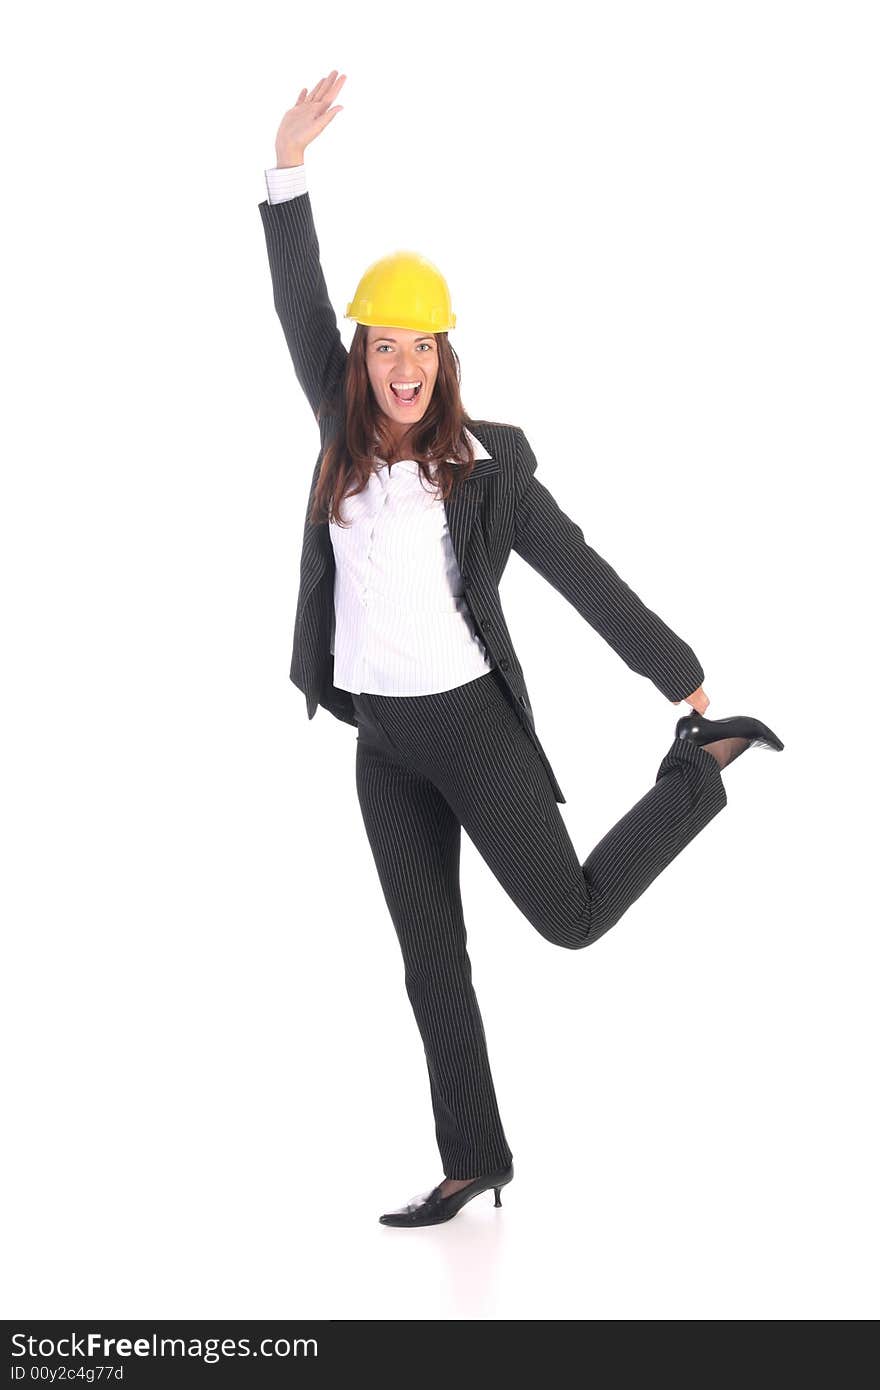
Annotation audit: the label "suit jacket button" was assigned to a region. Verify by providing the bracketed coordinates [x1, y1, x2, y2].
[498, 657, 510, 671]
[461, 570, 470, 585]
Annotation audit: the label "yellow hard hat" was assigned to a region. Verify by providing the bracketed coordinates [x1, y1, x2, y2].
[345, 249, 456, 333]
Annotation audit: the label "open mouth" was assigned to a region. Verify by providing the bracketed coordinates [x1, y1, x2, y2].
[389, 381, 423, 406]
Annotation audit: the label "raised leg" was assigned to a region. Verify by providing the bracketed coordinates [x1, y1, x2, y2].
[407, 684, 729, 952]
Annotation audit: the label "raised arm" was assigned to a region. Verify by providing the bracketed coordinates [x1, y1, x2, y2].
[511, 427, 705, 704]
[258, 71, 348, 422]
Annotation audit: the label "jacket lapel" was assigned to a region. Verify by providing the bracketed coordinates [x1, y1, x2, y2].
[443, 425, 499, 576]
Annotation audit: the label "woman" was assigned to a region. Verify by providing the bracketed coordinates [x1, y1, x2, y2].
[258, 70, 784, 1228]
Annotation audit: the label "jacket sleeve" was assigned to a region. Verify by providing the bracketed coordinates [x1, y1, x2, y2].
[258, 191, 348, 422]
[511, 427, 705, 703]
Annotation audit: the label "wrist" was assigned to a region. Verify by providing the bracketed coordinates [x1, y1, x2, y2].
[275, 150, 305, 169]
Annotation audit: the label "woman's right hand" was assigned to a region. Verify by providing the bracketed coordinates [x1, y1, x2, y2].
[275, 69, 346, 168]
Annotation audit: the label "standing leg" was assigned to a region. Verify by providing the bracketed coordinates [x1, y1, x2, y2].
[355, 729, 514, 1180]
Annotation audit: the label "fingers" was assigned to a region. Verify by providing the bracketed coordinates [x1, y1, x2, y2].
[307, 69, 346, 107]
[319, 72, 346, 110]
[308, 69, 335, 102]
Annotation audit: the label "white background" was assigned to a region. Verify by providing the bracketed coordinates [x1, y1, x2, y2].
[3, 0, 877, 1320]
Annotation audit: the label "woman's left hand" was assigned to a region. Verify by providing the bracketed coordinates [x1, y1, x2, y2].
[674, 685, 709, 715]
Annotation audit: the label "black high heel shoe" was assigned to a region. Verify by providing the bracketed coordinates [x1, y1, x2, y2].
[378, 1163, 514, 1227]
[675, 709, 785, 752]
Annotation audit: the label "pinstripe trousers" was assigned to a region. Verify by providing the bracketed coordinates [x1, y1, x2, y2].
[352, 665, 728, 1179]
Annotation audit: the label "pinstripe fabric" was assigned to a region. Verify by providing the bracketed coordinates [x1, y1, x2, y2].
[258, 187, 706, 803]
[353, 666, 727, 1177]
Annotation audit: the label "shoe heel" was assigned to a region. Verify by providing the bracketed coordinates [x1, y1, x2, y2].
[493, 1186, 503, 1207]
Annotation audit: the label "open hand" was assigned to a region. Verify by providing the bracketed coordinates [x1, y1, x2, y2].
[275, 69, 346, 166]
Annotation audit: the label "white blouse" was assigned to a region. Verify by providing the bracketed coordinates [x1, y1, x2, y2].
[327, 442, 495, 695]
[264, 164, 496, 697]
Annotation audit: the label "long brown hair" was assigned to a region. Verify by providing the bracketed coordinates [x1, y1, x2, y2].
[311, 324, 480, 527]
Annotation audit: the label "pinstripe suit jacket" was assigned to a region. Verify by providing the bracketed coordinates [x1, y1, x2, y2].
[258, 192, 705, 804]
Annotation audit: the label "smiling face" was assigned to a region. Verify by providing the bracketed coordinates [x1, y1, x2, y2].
[365, 325, 439, 439]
